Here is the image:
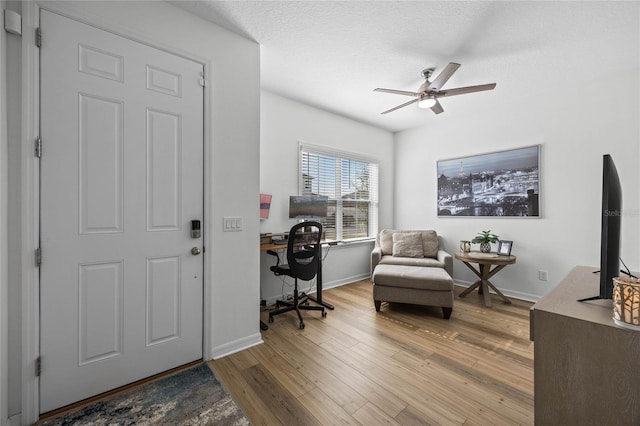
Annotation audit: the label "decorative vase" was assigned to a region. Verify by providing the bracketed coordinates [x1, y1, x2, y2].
[612, 277, 640, 329]
[480, 242, 491, 253]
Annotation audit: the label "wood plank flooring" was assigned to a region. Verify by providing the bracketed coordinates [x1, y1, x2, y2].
[209, 280, 534, 425]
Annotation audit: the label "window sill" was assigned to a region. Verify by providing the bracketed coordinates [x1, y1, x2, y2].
[325, 237, 375, 248]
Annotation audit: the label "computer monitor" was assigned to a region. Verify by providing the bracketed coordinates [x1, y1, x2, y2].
[289, 195, 328, 219]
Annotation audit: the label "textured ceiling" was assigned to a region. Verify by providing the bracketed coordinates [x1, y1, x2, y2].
[170, 1, 639, 133]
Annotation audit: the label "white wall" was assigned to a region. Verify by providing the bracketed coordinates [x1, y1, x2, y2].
[5, 1, 260, 420]
[394, 66, 640, 300]
[260, 91, 394, 303]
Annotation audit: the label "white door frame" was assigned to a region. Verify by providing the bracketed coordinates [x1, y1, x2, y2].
[20, 3, 213, 423]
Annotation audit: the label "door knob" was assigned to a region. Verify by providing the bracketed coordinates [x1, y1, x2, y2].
[191, 247, 201, 256]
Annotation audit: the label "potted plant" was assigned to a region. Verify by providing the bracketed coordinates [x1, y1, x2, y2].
[472, 230, 499, 253]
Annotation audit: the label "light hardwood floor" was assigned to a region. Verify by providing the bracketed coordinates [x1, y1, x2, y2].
[209, 280, 534, 425]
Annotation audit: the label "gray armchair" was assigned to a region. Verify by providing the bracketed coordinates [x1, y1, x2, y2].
[370, 229, 454, 318]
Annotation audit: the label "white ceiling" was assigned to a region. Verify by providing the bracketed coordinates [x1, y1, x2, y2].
[170, 1, 639, 133]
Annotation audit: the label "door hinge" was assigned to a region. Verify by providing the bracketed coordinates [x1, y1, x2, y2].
[35, 137, 42, 158]
[35, 247, 41, 267]
[198, 78, 207, 87]
[35, 27, 41, 48]
[35, 356, 41, 377]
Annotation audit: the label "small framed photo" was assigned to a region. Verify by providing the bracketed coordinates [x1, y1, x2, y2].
[497, 240, 513, 256]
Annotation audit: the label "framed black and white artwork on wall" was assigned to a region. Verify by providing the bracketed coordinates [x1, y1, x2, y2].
[437, 145, 540, 217]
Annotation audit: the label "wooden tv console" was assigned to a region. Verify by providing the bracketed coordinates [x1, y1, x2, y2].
[530, 265, 640, 425]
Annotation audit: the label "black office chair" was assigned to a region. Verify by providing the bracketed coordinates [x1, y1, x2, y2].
[266, 221, 327, 329]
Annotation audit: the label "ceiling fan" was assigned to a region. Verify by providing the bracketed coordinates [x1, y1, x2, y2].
[374, 62, 496, 115]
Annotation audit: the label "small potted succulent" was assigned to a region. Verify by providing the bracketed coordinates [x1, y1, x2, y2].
[472, 230, 499, 253]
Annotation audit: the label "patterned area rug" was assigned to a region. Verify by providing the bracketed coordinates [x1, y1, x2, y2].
[37, 363, 250, 426]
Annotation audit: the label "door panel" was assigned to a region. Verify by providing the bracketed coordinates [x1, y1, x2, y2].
[146, 256, 181, 345]
[147, 108, 181, 231]
[78, 261, 124, 365]
[78, 93, 124, 234]
[39, 10, 204, 413]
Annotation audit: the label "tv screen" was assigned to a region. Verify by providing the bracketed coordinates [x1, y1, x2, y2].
[289, 195, 328, 219]
[578, 154, 623, 303]
[260, 194, 272, 219]
[599, 154, 622, 299]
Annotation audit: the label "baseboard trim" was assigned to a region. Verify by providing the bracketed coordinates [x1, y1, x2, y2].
[8, 413, 21, 426]
[453, 279, 541, 302]
[321, 273, 370, 291]
[210, 333, 263, 360]
[263, 273, 371, 306]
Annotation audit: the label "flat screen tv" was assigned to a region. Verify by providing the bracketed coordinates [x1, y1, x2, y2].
[289, 195, 328, 219]
[580, 154, 622, 301]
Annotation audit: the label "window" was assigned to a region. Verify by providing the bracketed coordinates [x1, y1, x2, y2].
[300, 144, 379, 242]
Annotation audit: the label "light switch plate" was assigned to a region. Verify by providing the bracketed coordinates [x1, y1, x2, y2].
[223, 216, 243, 232]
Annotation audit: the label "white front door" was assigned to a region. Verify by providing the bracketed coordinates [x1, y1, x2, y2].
[39, 9, 204, 413]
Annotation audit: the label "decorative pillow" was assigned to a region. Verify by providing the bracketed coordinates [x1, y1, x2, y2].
[379, 229, 396, 255]
[420, 230, 439, 259]
[392, 232, 424, 258]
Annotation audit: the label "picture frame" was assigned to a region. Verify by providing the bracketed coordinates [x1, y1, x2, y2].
[437, 145, 540, 217]
[260, 193, 272, 219]
[497, 240, 513, 256]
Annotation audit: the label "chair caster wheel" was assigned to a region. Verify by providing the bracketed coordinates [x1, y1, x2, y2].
[322, 311, 327, 318]
[268, 316, 274, 323]
[299, 322, 305, 329]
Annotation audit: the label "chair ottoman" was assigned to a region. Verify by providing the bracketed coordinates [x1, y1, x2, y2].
[372, 264, 454, 319]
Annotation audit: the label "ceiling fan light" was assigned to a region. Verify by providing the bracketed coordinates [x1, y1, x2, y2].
[418, 97, 436, 109]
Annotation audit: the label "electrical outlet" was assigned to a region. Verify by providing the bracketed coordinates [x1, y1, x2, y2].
[538, 270, 548, 281]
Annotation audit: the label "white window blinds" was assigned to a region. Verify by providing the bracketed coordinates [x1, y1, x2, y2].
[300, 144, 379, 241]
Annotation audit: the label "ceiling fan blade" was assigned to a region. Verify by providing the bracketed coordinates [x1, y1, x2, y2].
[431, 99, 444, 114]
[438, 83, 496, 98]
[380, 97, 419, 114]
[427, 62, 461, 91]
[374, 88, 421, 97]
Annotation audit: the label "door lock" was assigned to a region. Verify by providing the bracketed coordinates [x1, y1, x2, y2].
[191, 220, 201, 238]
[191, 247, 201, 256]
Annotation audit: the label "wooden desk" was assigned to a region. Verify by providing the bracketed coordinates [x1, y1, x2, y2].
[259, 242, 288, 252]
[455, 251, 516, 307]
